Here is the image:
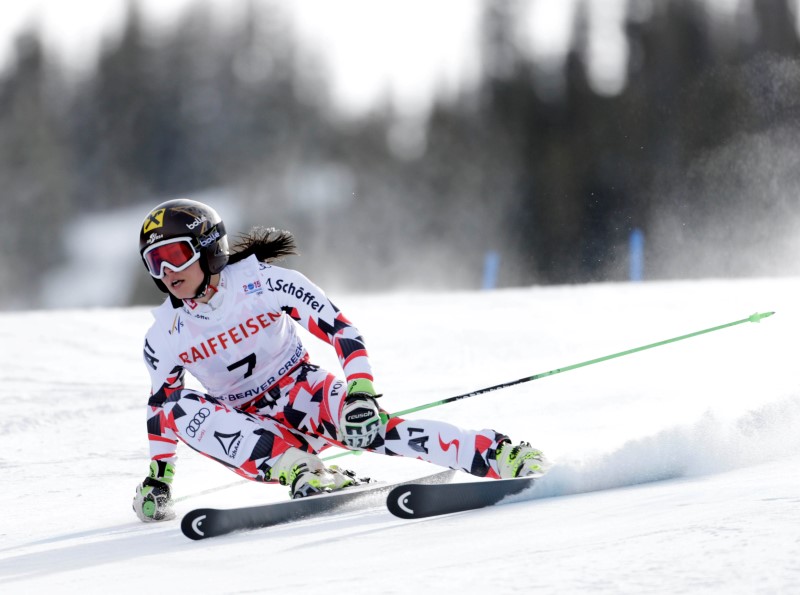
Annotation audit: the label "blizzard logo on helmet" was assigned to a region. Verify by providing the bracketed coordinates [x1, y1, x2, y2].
[186, 215, 208, 230]
[199, 229, 221, 247]
[146, 232, 164, 245]
[143, 208, 165, 233]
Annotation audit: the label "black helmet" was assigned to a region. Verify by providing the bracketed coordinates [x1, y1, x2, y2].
[139, 198, 229, 298]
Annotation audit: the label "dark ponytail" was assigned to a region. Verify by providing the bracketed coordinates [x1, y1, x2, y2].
[228, 227, 298, 265]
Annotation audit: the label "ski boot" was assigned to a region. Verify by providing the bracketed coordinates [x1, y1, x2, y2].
[270, 448, 362, 499]
[495, 441, 551, 478]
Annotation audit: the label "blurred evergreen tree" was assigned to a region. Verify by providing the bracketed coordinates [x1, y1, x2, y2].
[70, 1, 167, 205]
[2, 0, 800, 309]
[627, 0, 800, 278]
[0, 29, 73, 304]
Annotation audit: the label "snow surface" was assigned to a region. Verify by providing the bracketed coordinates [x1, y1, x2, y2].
[1, 277, 798, 594]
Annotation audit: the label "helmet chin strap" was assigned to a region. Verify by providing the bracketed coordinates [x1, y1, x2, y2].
[193, 271, 212, 299]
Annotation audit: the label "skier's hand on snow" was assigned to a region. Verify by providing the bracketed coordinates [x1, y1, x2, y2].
[132, 461, 176, 522]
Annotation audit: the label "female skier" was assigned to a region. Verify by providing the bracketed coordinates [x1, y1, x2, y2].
[133, 198, 549, 521]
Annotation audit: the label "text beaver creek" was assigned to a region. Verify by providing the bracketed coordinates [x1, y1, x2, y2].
[178, 312, 282, 364]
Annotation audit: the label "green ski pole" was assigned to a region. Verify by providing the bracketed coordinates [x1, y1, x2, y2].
[179, 310, 775, 487]
[381, 311, 774, 422]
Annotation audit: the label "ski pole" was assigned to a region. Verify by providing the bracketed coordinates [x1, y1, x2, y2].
[381, 311, 774, 421]
[177, 310, 774, 499]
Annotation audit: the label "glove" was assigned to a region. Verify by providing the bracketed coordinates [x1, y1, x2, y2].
[341, 379, 383, 449]
[132, 461, 176, 522]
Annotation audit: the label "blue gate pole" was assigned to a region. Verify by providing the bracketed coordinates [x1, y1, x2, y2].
[629, 228, 644, 282]
[482, 250, 501, 289]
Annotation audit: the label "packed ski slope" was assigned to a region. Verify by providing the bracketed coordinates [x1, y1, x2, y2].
[1, 278, 798, 594]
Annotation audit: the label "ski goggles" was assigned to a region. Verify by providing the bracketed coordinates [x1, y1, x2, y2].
[142, 237, 201, 279]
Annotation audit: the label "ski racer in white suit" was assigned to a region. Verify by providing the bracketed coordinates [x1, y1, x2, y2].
[133, 198, 550, 521]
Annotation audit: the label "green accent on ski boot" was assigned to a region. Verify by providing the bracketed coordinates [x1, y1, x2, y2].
[148, 460, 175, 484]
[270, 463, 305, 487]
[329, 465, 358, 489]
[142, 498, 156, 518]
[496, 442, 547, 478]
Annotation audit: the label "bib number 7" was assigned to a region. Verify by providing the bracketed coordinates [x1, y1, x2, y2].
[227, 353, 256, 379]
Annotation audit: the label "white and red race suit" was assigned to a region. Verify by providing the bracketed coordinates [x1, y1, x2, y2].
[142, 255, 508, 482]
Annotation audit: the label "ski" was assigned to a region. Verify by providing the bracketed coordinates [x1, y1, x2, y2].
[181, 469, 455, 540]
[386, 476, 535, 520]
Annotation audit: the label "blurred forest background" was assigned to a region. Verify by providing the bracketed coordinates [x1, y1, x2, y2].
[2, 0, 800, 311]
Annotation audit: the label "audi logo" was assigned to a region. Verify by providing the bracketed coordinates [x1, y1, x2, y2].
[185, 407, 211, 438]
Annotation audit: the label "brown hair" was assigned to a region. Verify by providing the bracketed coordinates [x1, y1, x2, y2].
[228, 226, 298, 265]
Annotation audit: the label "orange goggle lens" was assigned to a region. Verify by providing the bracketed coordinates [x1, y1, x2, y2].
[143, 239, 199, 279]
